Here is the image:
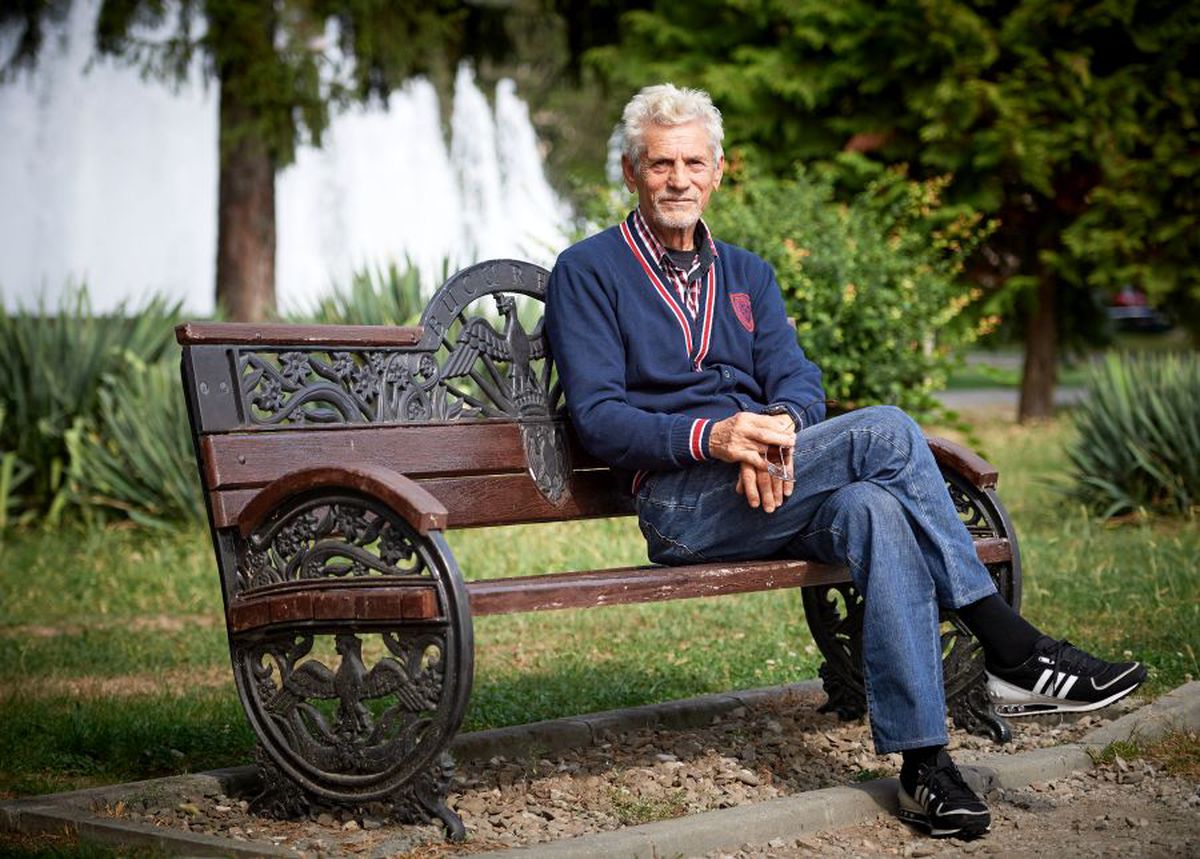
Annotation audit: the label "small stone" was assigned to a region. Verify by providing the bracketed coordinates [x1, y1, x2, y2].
[363, 817, 384, 830]
[317, 813, 335, 826]
[736, 769, 761, 786]
[767, 838, 786, 849]
[765, 720, 784, 734]
[213, 804, 232, 813]
[912, 847, 937, 858]
[343, 819, 361, 831]
[655, 753, 678, 763]
[176, 802, 199, 816]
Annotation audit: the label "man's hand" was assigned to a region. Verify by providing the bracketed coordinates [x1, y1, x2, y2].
[709, 413, 796, 513]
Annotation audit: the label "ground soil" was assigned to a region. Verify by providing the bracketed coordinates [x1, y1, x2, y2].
[86, 686, 1199, 857]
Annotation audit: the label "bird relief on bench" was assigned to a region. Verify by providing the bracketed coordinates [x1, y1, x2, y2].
[235, 259, 572, 506]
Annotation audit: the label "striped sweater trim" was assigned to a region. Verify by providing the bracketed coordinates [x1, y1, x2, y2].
[689, 418, 711, 461]
[619, 220, 692, 356]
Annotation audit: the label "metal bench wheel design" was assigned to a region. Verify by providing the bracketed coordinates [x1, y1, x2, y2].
[179, 259, 1024, 841]
[228, 491, 472, 837]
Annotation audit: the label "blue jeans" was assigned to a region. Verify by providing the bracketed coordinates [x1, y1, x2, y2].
[634, 406, 998, 753]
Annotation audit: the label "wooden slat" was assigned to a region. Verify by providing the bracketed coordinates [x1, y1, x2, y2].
[203, 422, 528, 490]
[228, 585, 439, 632]
[467, 559, 850, 615]
[201, 422, 608, 490]
[412, 472, 631, 527]
[465, 537, 1011, 615]
[210, 470, 631, 529]
[176, 321, 424, 347]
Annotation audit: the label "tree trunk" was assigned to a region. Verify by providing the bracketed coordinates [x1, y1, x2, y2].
[216, 75, 275, 322]
[1018, 272, 1058, 421]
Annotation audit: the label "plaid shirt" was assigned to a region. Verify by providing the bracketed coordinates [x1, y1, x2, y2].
[630, 208, 716, 319]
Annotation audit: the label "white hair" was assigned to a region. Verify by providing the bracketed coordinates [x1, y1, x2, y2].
[620, 83, 724, 168]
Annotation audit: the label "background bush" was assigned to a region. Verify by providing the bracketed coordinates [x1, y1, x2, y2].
[707, 166, 993, 417]
[297, 261, 430, 326]
[66, 354, 205, 528]
[0, 288, 181, 520]
[1064, 352, 1199, 518]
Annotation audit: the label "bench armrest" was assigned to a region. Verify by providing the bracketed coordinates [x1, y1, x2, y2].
[926, 436, 999, 489]
[236, 463, 448, 537]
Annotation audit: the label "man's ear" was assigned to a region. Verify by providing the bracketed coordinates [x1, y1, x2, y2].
[621, 155, 638, 193]
[714, 154, 725, 189]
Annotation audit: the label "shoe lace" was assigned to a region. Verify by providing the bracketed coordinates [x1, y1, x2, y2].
[1046, 639, 1106, 677]
[926, 760, 978, 805]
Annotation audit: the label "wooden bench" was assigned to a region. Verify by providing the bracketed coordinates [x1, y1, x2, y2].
[177, 260, 1021, 841]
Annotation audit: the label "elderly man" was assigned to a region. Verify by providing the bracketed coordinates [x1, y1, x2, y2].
[544, 83, 1145, 839]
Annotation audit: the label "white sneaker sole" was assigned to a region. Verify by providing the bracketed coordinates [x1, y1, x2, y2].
[985, 670, 1143, 717]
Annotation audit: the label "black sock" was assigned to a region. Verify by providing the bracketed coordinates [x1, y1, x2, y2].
[956, 593, 1045, 670]
[900, 745, 944, 794]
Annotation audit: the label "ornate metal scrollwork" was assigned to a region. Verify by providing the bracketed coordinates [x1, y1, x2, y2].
[232, 260, 571, 505]
[802, 467, 1020, 742]
[232, 493, 473, 840]
[236, 496, 428, 593]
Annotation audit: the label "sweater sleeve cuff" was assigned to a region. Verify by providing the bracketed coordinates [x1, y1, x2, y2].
[670, 417, 715, 464]
[767, 401, 804, 431]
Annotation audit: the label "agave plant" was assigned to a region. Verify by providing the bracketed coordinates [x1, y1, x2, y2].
[1065, 352, 1200, 517]
[0, 285, 182, 517]
[301, 259, 439, 326]
[0, 406, 34, 531]
[65, 353, 204, 528]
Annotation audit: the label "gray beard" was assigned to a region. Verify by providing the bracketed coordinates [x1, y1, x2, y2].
[648, 202, 701, 231]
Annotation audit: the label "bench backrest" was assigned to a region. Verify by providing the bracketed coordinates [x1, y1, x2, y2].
[178, 260, 631, 534]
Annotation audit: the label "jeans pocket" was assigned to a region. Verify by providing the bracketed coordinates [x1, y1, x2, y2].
[638, 505, 708, 565]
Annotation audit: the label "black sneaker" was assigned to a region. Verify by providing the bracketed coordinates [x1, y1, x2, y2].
[897, 750, 991, 838]
[986, 636, 1147, 717]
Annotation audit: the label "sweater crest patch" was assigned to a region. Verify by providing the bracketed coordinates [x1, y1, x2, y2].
[730, 292, 754, 332]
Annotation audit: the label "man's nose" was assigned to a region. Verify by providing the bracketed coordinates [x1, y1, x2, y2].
[667, 159, 689, 188]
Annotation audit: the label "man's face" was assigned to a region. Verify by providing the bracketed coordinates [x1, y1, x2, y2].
[622, 120, 723, 235]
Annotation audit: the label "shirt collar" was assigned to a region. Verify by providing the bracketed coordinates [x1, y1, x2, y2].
[629, 208, 718, 273]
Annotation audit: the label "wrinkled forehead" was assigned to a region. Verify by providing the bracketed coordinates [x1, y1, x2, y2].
[639, 121, 715, 161]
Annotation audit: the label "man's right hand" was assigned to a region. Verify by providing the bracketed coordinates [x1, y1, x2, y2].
[708, 413, 796, 513]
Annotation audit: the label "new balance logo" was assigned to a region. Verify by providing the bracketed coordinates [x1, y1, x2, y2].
[1033, 668, 1081, 699]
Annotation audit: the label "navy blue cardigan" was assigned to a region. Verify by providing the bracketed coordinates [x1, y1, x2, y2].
[545, 211, 826, 475]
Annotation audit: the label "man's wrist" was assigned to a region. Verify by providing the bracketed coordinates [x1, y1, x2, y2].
[763, 403, 801, 432]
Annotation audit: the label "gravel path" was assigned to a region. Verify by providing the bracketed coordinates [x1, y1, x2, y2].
[90, 686, 1190, 857]
[707, 757, 1199, 858]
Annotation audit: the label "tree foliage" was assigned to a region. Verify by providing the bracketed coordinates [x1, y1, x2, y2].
[585, 0, 1200, 416]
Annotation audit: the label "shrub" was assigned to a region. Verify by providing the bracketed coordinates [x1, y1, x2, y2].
[65, 354, 205, 528]
[299, 261, 432, 326]
[704, 166, 992, 417]
[0, 407, 34, 531]
[0, 287, 182, 517]
[1064, 352, 1199, 518]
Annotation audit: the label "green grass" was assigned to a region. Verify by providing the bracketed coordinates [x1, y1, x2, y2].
[0, 414, 1196, 799]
